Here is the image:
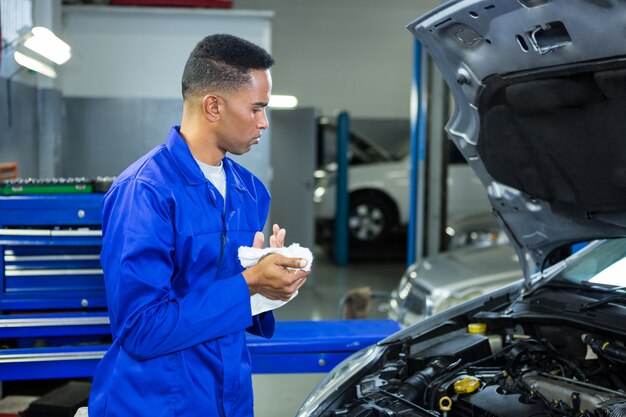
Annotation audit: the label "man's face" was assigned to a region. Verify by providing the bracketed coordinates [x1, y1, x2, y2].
[216, 69, 272, 155]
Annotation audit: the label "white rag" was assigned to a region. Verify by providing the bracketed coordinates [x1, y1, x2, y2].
[238, 243, 313, 316]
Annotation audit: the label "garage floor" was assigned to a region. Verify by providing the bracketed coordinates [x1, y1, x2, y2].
[273, 246, 407, 321]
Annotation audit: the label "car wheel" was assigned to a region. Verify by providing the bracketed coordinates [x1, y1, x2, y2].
[348, 191, 398, 246]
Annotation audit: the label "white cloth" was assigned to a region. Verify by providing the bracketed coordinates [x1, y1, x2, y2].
[238, 243, 313, 316]
[74, 407, 89, 417]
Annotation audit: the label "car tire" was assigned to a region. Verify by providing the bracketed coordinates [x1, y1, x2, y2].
[348, 191, 399, 247]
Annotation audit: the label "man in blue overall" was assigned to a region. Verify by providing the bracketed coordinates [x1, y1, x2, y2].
[88, 34, 310, 417]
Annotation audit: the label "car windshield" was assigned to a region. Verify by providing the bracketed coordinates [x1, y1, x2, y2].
[386, 137, 469, 162]
[349, 134, 392, 164]
[319, 123, 392, 166]
[559, 238, 626, 288]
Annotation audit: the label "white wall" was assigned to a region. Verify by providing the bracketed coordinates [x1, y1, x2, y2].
[60, 6, 273, 99]
[59, 6, 274, 184]
[58, 1, 445, 116]
[234, 0, 442, 119]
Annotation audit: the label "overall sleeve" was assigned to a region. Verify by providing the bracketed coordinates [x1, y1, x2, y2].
[101, 179, 254, 361]
[246, 312, 274, 338]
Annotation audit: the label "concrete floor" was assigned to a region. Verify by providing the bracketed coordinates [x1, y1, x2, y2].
[274, 246, 406, 321]
[254, 246, 407, 417]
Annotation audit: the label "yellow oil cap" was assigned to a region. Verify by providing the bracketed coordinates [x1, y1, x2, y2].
[468, 323, 487, 334]
[454, 376, 481, 394]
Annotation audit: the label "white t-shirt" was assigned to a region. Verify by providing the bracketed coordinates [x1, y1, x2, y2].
[195, 158, 226, 204]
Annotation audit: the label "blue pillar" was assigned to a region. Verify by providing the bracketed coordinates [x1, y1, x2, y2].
[333, 111, 350, 265]
[407, 39, 426, 266]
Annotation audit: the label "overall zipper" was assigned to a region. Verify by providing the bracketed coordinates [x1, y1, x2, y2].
[217, 190, 227, 269]
[217, 227, 226, 268]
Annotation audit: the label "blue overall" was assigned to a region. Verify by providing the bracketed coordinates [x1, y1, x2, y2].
[88, 126, 274, 417]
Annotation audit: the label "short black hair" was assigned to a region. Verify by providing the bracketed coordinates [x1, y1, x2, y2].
[181, 34, 274, 100]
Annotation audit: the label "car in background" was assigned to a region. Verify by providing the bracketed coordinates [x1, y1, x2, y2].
[296, 1, 626, 416]
[339, 211, 518, 321]
[314, 138, 408, 247]
[387, 212, 521, 326]
[388, 236, 520, 326]
[315, 134, 490, 252]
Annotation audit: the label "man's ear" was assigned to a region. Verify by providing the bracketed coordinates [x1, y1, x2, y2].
[202, 94, 221, 121]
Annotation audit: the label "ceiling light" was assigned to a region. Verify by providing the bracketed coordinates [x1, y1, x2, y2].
[23, 26, 71, 65]
[269, 95, 298, 109]
[13, 51, 57, 78]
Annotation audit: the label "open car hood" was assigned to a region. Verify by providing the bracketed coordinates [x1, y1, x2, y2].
[409, 0, 626, 281]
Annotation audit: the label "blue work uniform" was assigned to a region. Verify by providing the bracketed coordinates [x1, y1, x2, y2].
[88, 126, 274, 417]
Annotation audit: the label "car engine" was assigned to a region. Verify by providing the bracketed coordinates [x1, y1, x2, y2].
[326, 320, 626, 417]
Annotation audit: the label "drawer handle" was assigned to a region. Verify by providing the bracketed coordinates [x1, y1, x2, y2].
[0, 317, 110, 328]
[4, 254, 100, 262]
[0, 351, 107, 363]
[5, 268, 103, 276]
[0, 229, 50, 237]
[0, 229, 102, 237]
[51, 230, 102, 237]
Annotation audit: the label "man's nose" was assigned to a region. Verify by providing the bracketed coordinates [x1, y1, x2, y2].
[258, 109, 269, 130]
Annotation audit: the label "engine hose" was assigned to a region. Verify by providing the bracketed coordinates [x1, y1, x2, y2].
[395, 359, 448, 404]
[584, 335, 626, 364]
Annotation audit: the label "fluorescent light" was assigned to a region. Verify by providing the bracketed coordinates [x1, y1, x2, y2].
[14, 51, 57, 78]
[268, 95, 298, 109]
[24, 26, 71, 65]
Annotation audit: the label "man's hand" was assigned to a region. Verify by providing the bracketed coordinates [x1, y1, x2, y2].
[269, 224, 286, 248]
[252, 224, 286, 249]
[242, 254, 309, 301]
[245, 224, 307, 301]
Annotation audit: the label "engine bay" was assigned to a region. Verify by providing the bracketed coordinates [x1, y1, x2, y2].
[325, 318, 626, 417]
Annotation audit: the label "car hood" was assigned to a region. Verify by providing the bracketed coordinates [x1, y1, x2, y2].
[408, 0, 626, 281]
[414, 243, 520, 293]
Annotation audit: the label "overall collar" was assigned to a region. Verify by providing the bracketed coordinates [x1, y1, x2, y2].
[165, 126, 207, 186]
[166, 126, 248, 211]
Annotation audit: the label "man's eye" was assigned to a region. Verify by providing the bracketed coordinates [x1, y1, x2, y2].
[252, 108, 262, 113]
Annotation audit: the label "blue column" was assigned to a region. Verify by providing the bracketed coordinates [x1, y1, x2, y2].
[333, 111, 350, 265]
[407, 39, 426, 266]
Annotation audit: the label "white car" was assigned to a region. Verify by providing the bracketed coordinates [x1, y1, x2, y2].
[315, 137, 490, 250]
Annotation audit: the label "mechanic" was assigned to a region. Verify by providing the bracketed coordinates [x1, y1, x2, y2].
[88, 34, 310, 417]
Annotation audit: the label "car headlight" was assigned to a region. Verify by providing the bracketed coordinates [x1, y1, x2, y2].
[295, 344, 384, 417]
[389, 267, 429, 326]
[390, 266, 487, 326]
[447, 228, 509, 250]
[312, 170, 334, 206]
[313, 169, 327, 179]
[313, 186, 326, 203]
